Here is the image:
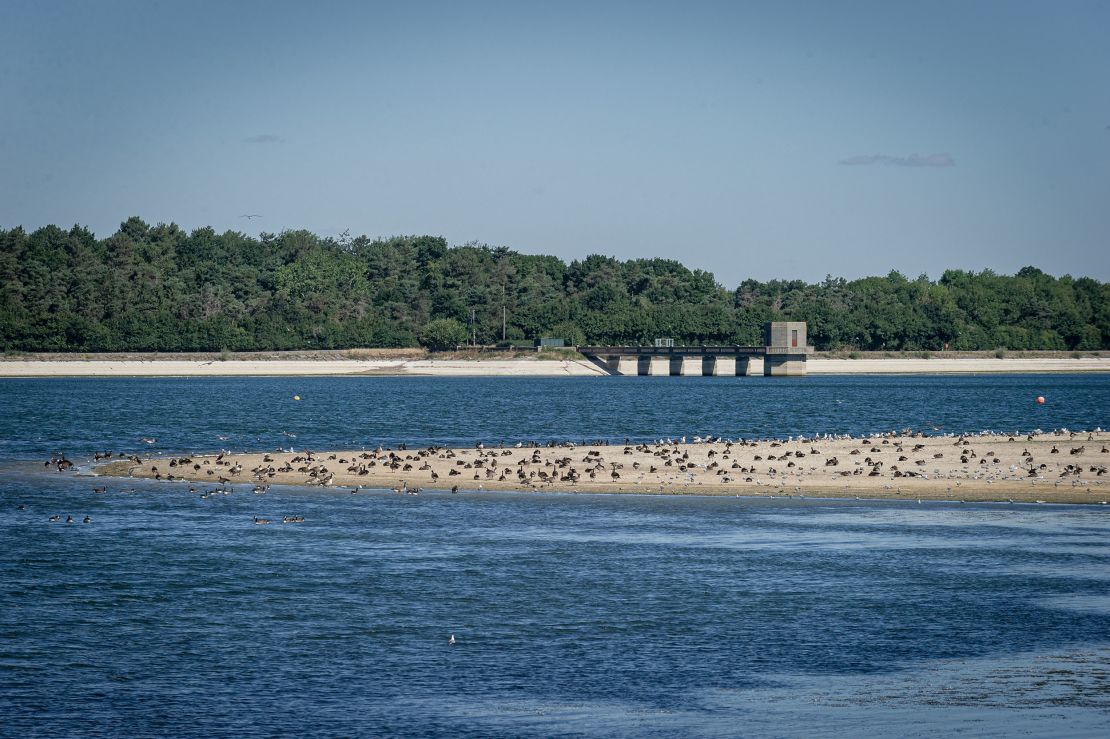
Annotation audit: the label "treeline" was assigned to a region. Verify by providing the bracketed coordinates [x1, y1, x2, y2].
[0, 218, 1106, 352]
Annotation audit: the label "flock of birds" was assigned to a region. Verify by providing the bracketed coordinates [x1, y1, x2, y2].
[46, 514, 92, 524]
[32, 428, 1110, 526]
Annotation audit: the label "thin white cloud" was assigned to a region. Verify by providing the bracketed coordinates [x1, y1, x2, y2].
[839, 153, 955, 168]
[243, 134, 284, 144]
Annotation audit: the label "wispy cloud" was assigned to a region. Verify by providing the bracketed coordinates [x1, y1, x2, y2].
[243, 133, 284, 144]
[838, 153, 955, 168]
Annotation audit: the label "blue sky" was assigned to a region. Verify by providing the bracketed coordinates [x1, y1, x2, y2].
[1, 0, 1107, 285]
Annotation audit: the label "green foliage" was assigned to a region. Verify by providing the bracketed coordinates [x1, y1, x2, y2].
[550, 321, 586, 346]
[537, 347, 583, 360]
[419, 319, 467, 351]
[0, 220, 1106, 352]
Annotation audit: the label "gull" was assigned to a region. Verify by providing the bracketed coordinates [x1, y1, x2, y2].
[239, 214, 262, 220]
[448, 634, 456, 646]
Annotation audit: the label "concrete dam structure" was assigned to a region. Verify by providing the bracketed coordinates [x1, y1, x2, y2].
[580, 322, 811, 377]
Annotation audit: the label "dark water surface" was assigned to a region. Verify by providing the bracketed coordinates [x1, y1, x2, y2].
[1, 375, 1109, 736]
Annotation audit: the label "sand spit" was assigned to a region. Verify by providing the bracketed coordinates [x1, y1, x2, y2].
[96, 431, 1110, 505]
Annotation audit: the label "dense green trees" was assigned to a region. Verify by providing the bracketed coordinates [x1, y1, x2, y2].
[419, 319, 468, 351]
[0, 218, 1105, 352]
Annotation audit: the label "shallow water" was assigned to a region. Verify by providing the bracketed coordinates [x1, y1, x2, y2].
[0, 373, 1106, 461]
[1, 375, 1109, 736]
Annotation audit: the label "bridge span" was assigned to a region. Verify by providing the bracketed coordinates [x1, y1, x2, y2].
[579, 322, 810, 377]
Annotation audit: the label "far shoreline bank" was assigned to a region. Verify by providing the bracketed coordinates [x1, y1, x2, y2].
[0, 351, 1108, 377]
[2, 352, 1110, 375]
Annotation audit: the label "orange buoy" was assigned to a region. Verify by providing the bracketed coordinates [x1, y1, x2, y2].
[1036, 396, 1045, 404]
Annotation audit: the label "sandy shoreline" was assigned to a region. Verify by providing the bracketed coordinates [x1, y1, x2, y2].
[2, 356, 1108, 377]
[93, 431, 1110, 505]
[0, 358, 607, 377]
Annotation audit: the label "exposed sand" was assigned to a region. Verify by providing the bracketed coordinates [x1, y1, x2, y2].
[95, 431, 1110, 504]
[0, 358, 606, 377]
[808, 357, 1110, 374]
[1, 356, 1107, 377]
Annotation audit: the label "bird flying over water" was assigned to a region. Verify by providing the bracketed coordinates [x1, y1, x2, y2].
[240, 214, 261, 220]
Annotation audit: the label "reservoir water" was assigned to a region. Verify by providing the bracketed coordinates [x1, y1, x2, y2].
[1, 375, 1108, 736]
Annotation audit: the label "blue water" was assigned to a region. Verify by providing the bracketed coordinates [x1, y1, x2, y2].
[1, 375, 1109, 736]
[0, 374, 1106, 460]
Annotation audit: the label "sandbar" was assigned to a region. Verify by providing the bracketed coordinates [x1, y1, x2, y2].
[96, 431, 1110, 504]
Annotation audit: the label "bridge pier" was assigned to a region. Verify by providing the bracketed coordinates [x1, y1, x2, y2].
[679, 356, 702, 376]
[763, 355, 807, 376]
[735, 357, 753, 376]
[647, 356, 670, 376]
[608, 355, 638, 375]
[708, 356, 734, 376]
